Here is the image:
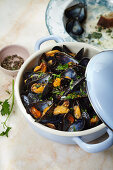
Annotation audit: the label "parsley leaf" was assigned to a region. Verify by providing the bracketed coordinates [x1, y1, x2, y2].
[0, 101, 2, 105]
[0, 127, 11, 137]
[1, 99, 10, 116]
[0, 79, 14, 137]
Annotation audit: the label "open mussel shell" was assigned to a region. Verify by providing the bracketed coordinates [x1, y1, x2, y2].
[24, 72, 47, 87]
[38, 103, 64, 130]
[64, 3, 86, 19]
[62, 68, 77, 81]
[68, 118, 85, 131]
[34, 101, 52, 113]
[55, 52, 78, 65]
[29, 74, 50, 89]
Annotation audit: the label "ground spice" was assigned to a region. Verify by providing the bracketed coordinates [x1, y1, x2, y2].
[1, 54, 24, 70]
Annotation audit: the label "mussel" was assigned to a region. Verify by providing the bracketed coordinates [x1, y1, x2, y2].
[66, 19, 84, 36]
[64, 3, 86, 22]
[64, 2, 87, 39]
[68, 118, 85, 131]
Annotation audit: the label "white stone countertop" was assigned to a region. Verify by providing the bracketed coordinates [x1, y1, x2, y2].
[0, 0, 113, 170]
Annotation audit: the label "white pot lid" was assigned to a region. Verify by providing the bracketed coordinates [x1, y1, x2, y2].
[85, 50, 113, 131]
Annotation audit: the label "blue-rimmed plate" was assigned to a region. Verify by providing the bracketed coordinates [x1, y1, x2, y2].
[45, 0, 113, 49]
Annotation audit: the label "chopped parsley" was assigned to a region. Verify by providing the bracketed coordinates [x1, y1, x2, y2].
[98, 26, 102, 32]
[87, 32, 102, 39]
[53, 90, 65, 96]
[70, 79, 74, 90]
[106, 29, 112, 33]
[56, 64, 69, 71]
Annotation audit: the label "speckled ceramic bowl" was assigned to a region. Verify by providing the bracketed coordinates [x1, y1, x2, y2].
[15, 35, 113, 153]
[0, 44, 29, 76]
[46, 0, 113, 49]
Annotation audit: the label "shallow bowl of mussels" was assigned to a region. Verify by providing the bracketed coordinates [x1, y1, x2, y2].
[15, 35, 113, 153]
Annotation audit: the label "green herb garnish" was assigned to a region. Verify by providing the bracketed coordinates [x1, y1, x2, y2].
[0, 80, 14, 137]
[98, 26, 102, 32]
[53, 90, 65, 96]
[87, 32, 102, 39]
[0, 127, 11, 137]
[73, 126, 76, 132]
[70, 79, 74, 90]
[52, 73, 61, 79]
[77, 75, 81, 79]
[106, 29, 112, 33]
[56, 64, 69, 71]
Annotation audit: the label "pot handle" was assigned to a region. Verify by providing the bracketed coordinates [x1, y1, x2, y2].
[73, 128, 113, 153]
[35, 35, 64, 51]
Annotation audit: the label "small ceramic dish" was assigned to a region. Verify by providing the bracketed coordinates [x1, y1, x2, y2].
[46, 0, 113, 49]
[0, 44, 29, 76]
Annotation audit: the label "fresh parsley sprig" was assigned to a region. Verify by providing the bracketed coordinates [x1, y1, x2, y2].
[0, 79, 14, 137]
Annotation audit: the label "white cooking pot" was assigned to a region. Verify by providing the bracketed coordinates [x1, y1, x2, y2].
[15, 35, 113, 153]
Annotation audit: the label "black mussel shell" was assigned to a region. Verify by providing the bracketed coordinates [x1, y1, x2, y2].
[38, 53, 47, 65]
[66, 18, 74, 33]
[63, 112, 75, 131]
[79, 57, 90, 67]
[75, 48, 84, 61]
[63, 45, 74, 55]
[63, 77, 85, 96]
[34, 101, 52, 113]
[28, 92, 40, 104]
[62, 68, 77, 81]
[21, 95, 30, 107]
[66, 19, 84, 36]
[42, 83, 53, 99]
[64, 3, 84, 19]
[61, 78, 71, 88]
[73, 65, 85, 77]
[78, 6, 87, 23]
[82, 111, 91, 129]
[68, 118, 85, 131]
[24, 73, 47, 87]
[55, 52, 78, 65]
[71, 20, 84, 35]
[52, 46, 63, 52]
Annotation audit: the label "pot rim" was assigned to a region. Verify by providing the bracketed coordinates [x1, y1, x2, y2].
[15, 41, 106, 137]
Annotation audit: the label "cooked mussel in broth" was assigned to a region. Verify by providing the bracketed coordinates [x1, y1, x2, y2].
[21, 45, 101, 132]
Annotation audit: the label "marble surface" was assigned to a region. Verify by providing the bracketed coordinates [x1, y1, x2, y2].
[0, 0, 113, 170]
